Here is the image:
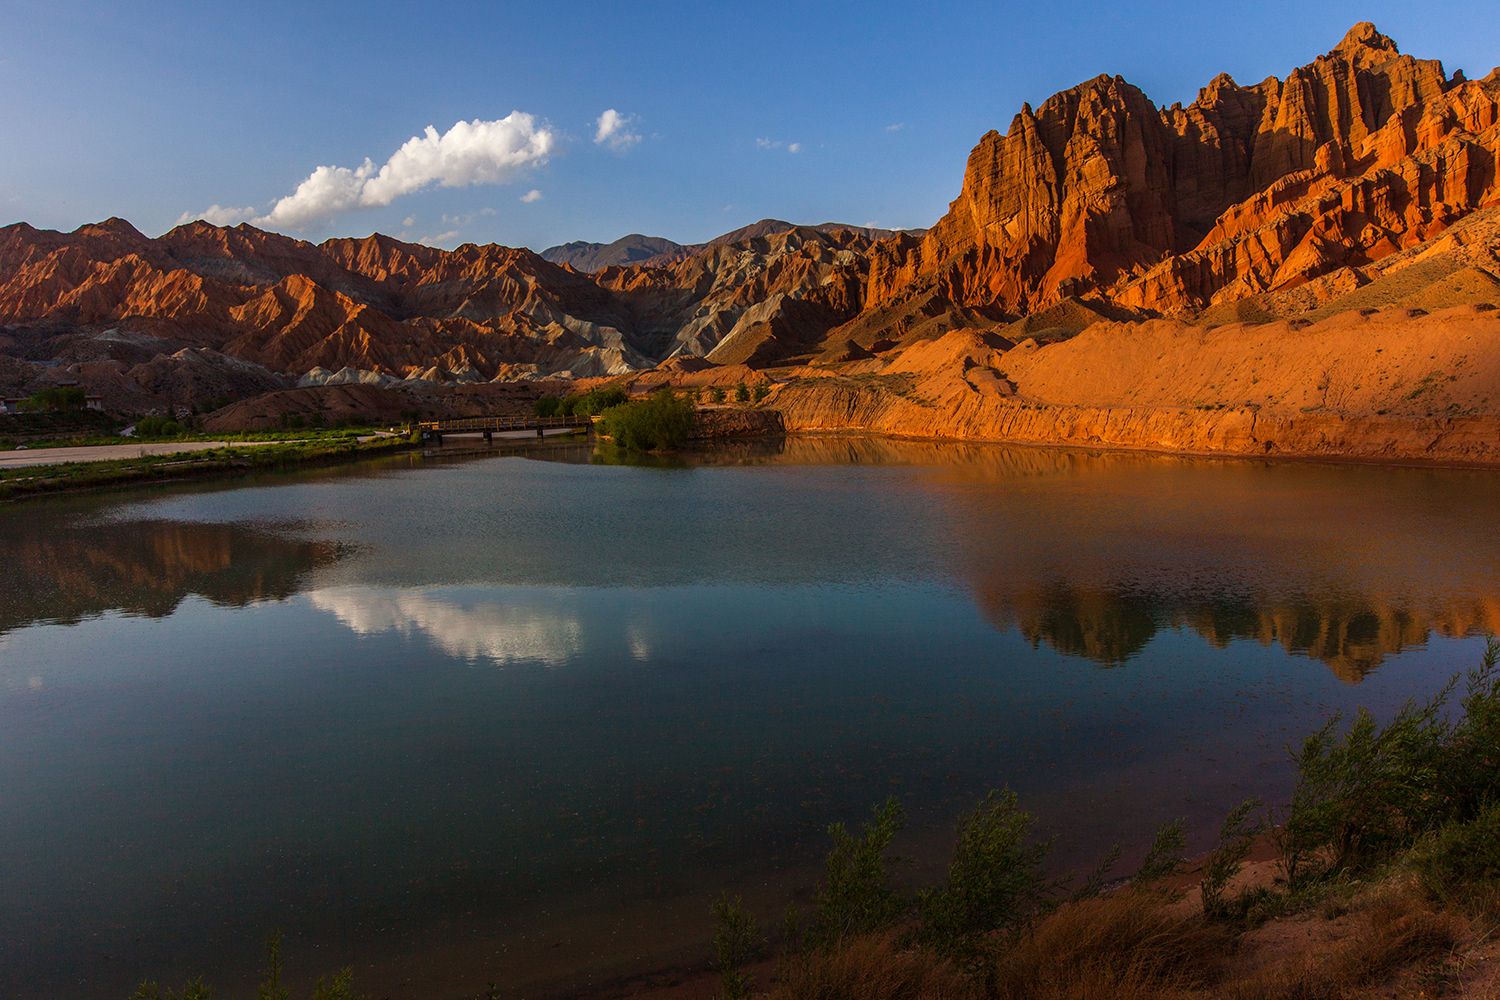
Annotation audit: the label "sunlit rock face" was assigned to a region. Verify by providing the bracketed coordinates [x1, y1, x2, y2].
[865, 23, 1500, 322]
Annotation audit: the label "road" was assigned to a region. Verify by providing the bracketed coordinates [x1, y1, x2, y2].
[0, 440, 287, 470]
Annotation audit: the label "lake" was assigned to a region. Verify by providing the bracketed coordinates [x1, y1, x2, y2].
[4, 436, 1498, 999]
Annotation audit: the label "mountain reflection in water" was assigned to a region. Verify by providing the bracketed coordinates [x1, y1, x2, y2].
[6, 438, 1499, 684]
[0, 517, 344, 634]
[434, 434, 1500, 680]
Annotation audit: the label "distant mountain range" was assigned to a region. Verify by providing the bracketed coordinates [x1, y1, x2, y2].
[541, 219, 926, 271]
[538, 234, 680, 271]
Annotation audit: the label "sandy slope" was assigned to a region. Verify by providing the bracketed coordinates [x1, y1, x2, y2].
[767, 306, 1500, 465]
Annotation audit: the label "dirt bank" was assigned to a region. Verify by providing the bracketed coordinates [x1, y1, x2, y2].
[766, 307, 1500, 465]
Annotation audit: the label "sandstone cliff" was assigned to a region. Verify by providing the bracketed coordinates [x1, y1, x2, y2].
[862, 23, 1500, 330]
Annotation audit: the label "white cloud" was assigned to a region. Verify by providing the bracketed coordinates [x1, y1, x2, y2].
[243, 112, 555, 231]
[520, 189, 543, 203]
[594, 109, 641, 151]
[756, 138, 781, 150]
[887, 122, 906, 131]
[402, 216, 416, 227]
[175, 204, 258, 227]
[788, 142, 802, 153]
[419, 230, 462, 247]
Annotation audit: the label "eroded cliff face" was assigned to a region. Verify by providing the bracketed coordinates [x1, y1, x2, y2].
[864, 23, 1500, 325]
[765, 305, 1500, 465]
[592, 227, 875, 364]
[0, 219, 892, 406]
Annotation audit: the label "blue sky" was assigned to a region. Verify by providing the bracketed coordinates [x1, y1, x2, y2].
[3, 1, 1497, 250]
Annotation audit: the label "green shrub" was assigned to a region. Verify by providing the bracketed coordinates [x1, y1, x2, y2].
[134, 416, 183, 438]
[1274, 682, 1455, 889]
[257, 929, 288, 1000]
[753, 383, 771, 403]
[711, 386, 727, 404]
[1411, 796, 1500, 895]
[535, 396, 561, 417]
[1072, 843, 1122, 902]
[560, 386, 628, 417]
[594, 389, 694, 451]
[1130, 818, 1187, 890]
[20, 386, 87, 411]
[1442, 640, 1500, 820]
[1271, 638, 1500, 893]
[918, 788, 1061, 981]
[734, 382, 750, 403]
[809, 798, 907, 949]
[308, 968, 356, 1000]
[711, 893, 763, 1000]
[1200, 798, 1263, 921]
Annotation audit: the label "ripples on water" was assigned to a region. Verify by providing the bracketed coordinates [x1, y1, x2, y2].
[3, 437, 1498, 998]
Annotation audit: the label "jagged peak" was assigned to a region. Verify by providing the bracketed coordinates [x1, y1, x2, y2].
[1332, 22, 1398, 58]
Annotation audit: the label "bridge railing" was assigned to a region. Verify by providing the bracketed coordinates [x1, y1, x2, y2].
[416, 414, 594, 433]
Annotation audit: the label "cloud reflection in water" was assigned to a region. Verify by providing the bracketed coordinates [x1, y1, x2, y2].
[307, 586, 584, 666]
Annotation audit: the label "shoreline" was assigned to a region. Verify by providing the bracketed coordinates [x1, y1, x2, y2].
[0, 435, 419, 502]
[8, 415, 1500, 507]
[783, 426, 1500, 474]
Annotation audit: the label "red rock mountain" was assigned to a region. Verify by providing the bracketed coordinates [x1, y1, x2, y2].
[2, 22, 1498, 417]
[865, 23, 1500, 328]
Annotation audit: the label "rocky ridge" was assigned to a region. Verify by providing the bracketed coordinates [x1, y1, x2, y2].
[865, 23, 1500, 328]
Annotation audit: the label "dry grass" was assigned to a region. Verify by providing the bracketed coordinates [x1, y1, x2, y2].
[772, 933, 977, 1000]
[772, 892, 1231, 1000]
[991, 891, 1233, 1000]
[767, 884, 1483, 1000]
[1223, 886, 1467, 1000]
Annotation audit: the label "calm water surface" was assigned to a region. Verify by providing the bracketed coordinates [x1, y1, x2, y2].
[4, 437, 1499, 998]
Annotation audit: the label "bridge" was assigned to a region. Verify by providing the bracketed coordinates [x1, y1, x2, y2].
[416, 413, 594, 445]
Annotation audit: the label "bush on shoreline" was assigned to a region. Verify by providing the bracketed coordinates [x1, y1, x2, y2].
[594, 388, 694, 451]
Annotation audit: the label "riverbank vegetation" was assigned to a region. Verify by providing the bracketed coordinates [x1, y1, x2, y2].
[594, 388, 694, 451]
[0, 412, 397, 450]
[713, 640, 1500, 1000]
[0, 435, 412, 502]
[534, 386, 628, 418]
